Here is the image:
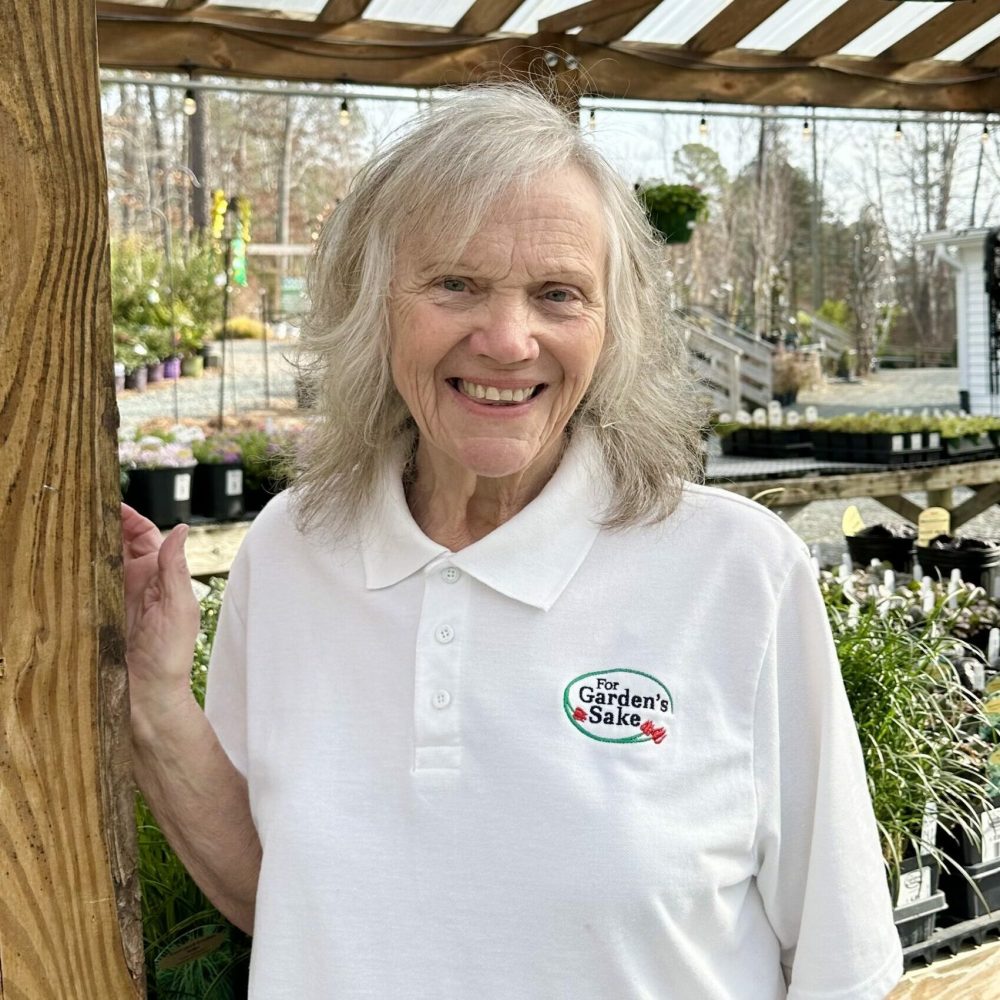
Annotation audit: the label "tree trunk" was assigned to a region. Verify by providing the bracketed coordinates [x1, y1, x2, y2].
[188, 90, 208, 232]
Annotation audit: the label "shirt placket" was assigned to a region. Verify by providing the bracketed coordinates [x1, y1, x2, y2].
[412, 556, 468, 772]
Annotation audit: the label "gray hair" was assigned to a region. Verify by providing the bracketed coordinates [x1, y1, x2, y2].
[293, 82, 706, 536]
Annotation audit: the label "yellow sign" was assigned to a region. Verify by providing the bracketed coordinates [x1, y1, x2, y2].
[841, 505, 865, 537]
[918, 507, 950, 548]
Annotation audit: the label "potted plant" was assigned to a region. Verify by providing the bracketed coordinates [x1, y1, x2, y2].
[771, 350, 820, 406]
[918, 535, 1000, 589]
[234, 424, 300, 513]
[636, 182, 710, 243]
[822, 580, 993, 948]
[846, 523, 917, 574]
[119, 436, 196, 528]
[191, 435, 244, 520]
[121, 340, 150, 392]
[177, 324, 206, 378]
[139, 326, 173, 384]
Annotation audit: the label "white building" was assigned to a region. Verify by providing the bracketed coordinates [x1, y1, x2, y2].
[919, 227, 999, 416]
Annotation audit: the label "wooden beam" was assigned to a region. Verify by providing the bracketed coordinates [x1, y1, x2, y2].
[949, 480, 1000, 528]
[873, 494, 925, 525]
[784, 0, 891, 59]
[577, 1, 657, 44]
[453, 0, 524, 36]
[685, 0, 787, 54]
[879, 0, 1000, 65]
[538, 0, 651, 36]
[1, 0, 143, 996]
[316, 0, 372, 27]
[165, 0, 207, 10]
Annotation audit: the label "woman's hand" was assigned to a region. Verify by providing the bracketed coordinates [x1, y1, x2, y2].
[121, 504, 201, 730]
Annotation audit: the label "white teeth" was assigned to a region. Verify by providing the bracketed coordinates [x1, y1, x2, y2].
[457, 380, 537, 403]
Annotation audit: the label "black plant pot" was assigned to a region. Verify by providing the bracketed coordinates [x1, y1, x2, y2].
[192, 462, 244, 520]
[123, 467, 193, 528]
[846, 530, 917, 573]
[916, 543, 1000, 588]
[243, 476, 287, 515]
[892, 855, 944, 948]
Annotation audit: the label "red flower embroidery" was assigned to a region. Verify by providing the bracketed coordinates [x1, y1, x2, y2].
[573, 706, 587, 721]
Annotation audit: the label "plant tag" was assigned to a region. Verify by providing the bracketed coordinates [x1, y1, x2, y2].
[981, 808, 1000, 863]
[988, 628, 999, 665]
[157, 932, 228, 971]
[910, 433, 922, 450]
[920, 801, 938, 852]
[804, 406, 818, 423]
[896, 866, 932, 907]
[737, 410, 751, 425]
[918, 507, 950, 548]
[174, 473, 191, 502]
[891, 434, 904, 452]
[928, 432, 941, 448]
[718, 412, 732, 423]
[786, 411, 800, 427]
[841, 505, 865, 537]
[752, 408, 767, 426]
[225, 469, 243, 496]
[768, 400, 783, 424]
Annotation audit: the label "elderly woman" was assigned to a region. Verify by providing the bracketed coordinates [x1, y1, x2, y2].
[123, 84, 902, 999]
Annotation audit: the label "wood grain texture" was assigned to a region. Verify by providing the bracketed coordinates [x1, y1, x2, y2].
[0, 1, 143, 996]
[890, 939, 1000, 998]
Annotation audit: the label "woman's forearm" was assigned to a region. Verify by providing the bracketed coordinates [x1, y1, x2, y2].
[132, 694, 261, 934]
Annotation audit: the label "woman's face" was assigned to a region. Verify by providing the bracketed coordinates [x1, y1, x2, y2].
[389, 166, 607, 483]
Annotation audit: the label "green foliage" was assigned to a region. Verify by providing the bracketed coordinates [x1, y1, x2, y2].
[672, 144, 728, 197]
[216, 315, 271, 340]
[137, 578, 251, 1000]
[637, 182, 710, 222]
[822, 580, 994, 883]
[817, 298, 851, 329]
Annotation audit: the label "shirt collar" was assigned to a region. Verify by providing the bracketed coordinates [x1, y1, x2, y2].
[360, 430, 608, 611]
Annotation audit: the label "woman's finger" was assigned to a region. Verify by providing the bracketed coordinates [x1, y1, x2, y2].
[121, 503, 164, 558]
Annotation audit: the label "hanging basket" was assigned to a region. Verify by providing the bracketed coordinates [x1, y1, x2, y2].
[647, 207, 698, 244]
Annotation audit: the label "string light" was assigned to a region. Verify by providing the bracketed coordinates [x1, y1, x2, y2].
[588, 108, 596, 131]
[183, 89, 197, 116]
[894, 118, 903, 141]
[699, 115, 708, 136]
[983, 121, 990, 144]
[339, 97, 350, 126]
[802, 118, 811, 140]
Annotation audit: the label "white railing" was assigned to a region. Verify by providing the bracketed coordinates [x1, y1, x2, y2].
[674, 309, 772, 412]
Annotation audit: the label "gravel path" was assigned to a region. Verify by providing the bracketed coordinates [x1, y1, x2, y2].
[119, 360, 996, 548]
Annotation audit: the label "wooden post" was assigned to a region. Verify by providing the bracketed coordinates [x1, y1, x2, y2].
[0, 1, 144, 996]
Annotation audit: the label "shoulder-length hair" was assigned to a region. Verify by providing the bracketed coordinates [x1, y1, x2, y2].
[293, 82, 706, 536]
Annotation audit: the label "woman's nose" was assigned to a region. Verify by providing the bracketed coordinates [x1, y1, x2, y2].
[467, 296, 540, 364]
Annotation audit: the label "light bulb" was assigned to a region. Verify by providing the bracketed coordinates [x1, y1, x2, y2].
[588, 108, 595, 131]
[699, 116, 708, 136]
[802, 120, 810, 140]
[339, 97, 350, 126]
[544, 51, 560, 68]
[183, 89, 197, 116]
[983, 123, 990, 144]
[565, 55, 580, 71]
[894, 120, 903, 141]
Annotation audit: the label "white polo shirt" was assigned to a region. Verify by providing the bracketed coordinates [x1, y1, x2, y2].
[205, 430, 903, 1000]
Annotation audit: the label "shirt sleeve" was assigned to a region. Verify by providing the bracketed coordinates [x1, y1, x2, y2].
[753, 548, 903, 1000]
[203, 547, 250, 779]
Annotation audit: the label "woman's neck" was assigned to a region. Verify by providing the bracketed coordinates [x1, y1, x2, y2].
[405, 438, 564, 550]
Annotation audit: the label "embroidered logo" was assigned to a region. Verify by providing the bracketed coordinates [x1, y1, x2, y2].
[563, 669, 673, 745]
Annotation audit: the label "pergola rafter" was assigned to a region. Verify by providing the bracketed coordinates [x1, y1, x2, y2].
[95, 0, 1000, 112]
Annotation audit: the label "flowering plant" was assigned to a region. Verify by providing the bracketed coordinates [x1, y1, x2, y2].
[192, 435, 243, 465]
[119, 437, 196, 470]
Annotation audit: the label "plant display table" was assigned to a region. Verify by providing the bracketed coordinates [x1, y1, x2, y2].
[178, 519, 252, 578]
[707, 455, 1000, 528]
[891, 936, 1000, 997]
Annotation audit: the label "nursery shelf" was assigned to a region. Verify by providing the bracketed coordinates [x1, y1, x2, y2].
[707, 456, 1000, 529]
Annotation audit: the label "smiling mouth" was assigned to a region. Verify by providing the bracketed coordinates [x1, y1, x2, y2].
[448, 378, 545, 405]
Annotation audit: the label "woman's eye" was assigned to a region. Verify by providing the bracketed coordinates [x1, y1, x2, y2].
[544, 288, 576, 303]
[441, 277, 467, 292]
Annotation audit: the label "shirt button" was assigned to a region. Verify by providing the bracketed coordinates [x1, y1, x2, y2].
[441, 566, 461, 583]
[435, 624, 455, 644]
[432, 690, 452, 709]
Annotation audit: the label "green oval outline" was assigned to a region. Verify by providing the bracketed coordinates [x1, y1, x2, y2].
[562, 668, 673, 744]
